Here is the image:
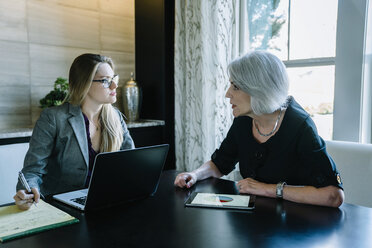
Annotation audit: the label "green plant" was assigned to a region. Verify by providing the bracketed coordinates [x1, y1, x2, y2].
[39, 77, 69, 108]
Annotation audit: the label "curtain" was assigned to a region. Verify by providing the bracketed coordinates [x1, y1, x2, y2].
[175, 0, 240, 179]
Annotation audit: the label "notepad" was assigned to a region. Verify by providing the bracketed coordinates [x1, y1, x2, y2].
[184, 192, 255, 210]
[0, 200, 79, 242]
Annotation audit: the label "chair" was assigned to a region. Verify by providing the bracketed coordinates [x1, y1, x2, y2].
[325, 140, 372, 208]
[0, 143, 29, 205]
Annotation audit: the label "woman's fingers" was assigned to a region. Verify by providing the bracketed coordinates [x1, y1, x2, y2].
[185, 175, 196, 188]
[174, 173, 196, 188]
[14, 190, 35, 210]
[31, 188, 40, 203]
[174, 174, 184, 187]
[14, 195, 33, 210]
[16, 189, 34, 200]
[237, 178, 257, 193]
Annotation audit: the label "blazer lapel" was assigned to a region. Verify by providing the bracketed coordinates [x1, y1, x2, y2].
[68, 104, 89, 167]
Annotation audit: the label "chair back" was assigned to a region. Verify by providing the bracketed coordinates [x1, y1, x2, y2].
[326, 140, 372, 208]
[0, 143, 29, 205]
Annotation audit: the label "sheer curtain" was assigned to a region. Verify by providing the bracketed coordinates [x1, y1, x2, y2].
[174, 0, 239, 178]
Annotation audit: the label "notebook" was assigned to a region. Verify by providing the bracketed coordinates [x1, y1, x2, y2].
[185, 192, 255, 210]
[53, 144, 169, 211]
[0, 200, 78, 242]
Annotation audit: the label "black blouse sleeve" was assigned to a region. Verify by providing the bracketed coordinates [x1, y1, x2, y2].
[295, 119, 343, 189]
[211, 119, 239, 175]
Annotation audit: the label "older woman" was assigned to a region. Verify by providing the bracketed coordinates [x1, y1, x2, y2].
[14, 54, 135, 210]
[174, 51, 344, 207]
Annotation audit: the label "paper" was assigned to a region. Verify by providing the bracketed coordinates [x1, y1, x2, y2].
[191, 193, 250, 207]
[0, 200, 78, 242]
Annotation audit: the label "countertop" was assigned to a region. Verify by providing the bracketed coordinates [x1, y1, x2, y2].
[0, 119, 165, 139]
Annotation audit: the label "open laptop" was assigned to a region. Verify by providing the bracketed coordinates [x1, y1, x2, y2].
[53, 144, 169, 211]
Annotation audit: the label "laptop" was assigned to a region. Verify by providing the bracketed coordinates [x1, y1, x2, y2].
[53, 144, 169, 211]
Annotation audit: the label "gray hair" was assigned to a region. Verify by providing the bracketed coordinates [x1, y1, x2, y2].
[227, 51, 289, 115]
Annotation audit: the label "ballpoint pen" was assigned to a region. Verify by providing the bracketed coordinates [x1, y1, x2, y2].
[18, 171, 45, 207]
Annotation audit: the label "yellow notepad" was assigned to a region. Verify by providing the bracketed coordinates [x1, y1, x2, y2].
[0, 200, 79, 242]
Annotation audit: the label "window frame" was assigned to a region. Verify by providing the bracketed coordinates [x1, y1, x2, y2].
[333, 0, 370, 143]
[239, 0, 372, 143]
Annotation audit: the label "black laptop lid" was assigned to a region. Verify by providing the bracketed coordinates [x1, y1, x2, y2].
[85, 144, 169, 210]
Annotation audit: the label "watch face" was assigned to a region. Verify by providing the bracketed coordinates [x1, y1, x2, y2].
[276, 190, 281, 197]
[276, 182, 285, 198]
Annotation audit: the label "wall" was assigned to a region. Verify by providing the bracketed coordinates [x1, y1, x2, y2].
[0, 0, 135, 129]
[135, 0, 175, 169]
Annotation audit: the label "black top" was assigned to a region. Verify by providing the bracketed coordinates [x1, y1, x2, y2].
[211, 97, 343, 189]
[82, 113, 99, 187]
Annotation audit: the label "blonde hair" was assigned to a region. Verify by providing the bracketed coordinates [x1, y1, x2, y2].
[67, 53, 123, 152]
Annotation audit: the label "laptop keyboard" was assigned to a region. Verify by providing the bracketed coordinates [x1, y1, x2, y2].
[71, 196, 87, 206]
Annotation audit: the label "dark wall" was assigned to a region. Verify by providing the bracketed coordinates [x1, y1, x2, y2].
[135, 0, 175, 169]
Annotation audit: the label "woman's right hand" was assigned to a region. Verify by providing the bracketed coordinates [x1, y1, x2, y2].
[13, 188, 40, 210]
[174, 172, 198, 188]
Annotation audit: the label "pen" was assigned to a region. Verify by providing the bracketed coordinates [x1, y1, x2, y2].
[18, 171, 45, 207]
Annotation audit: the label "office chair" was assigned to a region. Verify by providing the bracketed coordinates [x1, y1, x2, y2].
[326, 140, 372, 208]
[0, 143, 29, 205]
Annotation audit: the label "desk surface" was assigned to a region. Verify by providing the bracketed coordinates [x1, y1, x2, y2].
[3, 170, 372, 248]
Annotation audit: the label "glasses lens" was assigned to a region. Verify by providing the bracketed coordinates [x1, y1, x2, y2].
[103, 79, 110, 88]
[101, 75, 119, 88]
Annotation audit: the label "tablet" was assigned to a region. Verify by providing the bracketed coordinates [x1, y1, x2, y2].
[184, 192, 255, 210]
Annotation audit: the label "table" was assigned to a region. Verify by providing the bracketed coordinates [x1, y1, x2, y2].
[3, 170, 372, 248]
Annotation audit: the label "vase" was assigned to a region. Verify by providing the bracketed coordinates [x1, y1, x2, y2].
[122, 72, 141, 122]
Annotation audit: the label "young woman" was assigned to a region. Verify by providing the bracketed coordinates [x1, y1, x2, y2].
[14, 54, 135, 210]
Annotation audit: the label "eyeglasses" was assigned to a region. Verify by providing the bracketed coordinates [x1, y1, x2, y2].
[92, 75, 119, 88]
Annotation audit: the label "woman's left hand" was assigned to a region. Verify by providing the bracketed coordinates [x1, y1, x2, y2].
[236, 178, 271, 196]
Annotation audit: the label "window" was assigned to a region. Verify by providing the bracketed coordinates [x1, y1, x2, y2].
[240, 0, 338, 140]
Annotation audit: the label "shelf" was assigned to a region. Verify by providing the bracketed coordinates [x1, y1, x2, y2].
[0, 128, 33, 139]
[126, 119, 165, 129]
[0, 119, 165, 140]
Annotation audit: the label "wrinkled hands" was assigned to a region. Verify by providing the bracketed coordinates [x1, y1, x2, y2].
[174, 172, 198, 188]
[236, 178, 269, 196]
[14, 188, 41, 210]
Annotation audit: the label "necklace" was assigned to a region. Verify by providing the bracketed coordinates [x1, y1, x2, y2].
[88, 119, 99, 131]
[254, 108, 283, 137]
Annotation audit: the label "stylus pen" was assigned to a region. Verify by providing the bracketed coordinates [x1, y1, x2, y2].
[18, 171, 45, 206]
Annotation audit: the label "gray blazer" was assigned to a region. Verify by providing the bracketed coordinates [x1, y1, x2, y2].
[16, 103, 135, 196]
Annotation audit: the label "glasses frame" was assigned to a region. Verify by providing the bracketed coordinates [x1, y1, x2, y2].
[92, 74, 119, 88]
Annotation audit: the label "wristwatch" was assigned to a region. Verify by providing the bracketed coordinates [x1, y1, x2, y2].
[276, 181, 287, 199]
